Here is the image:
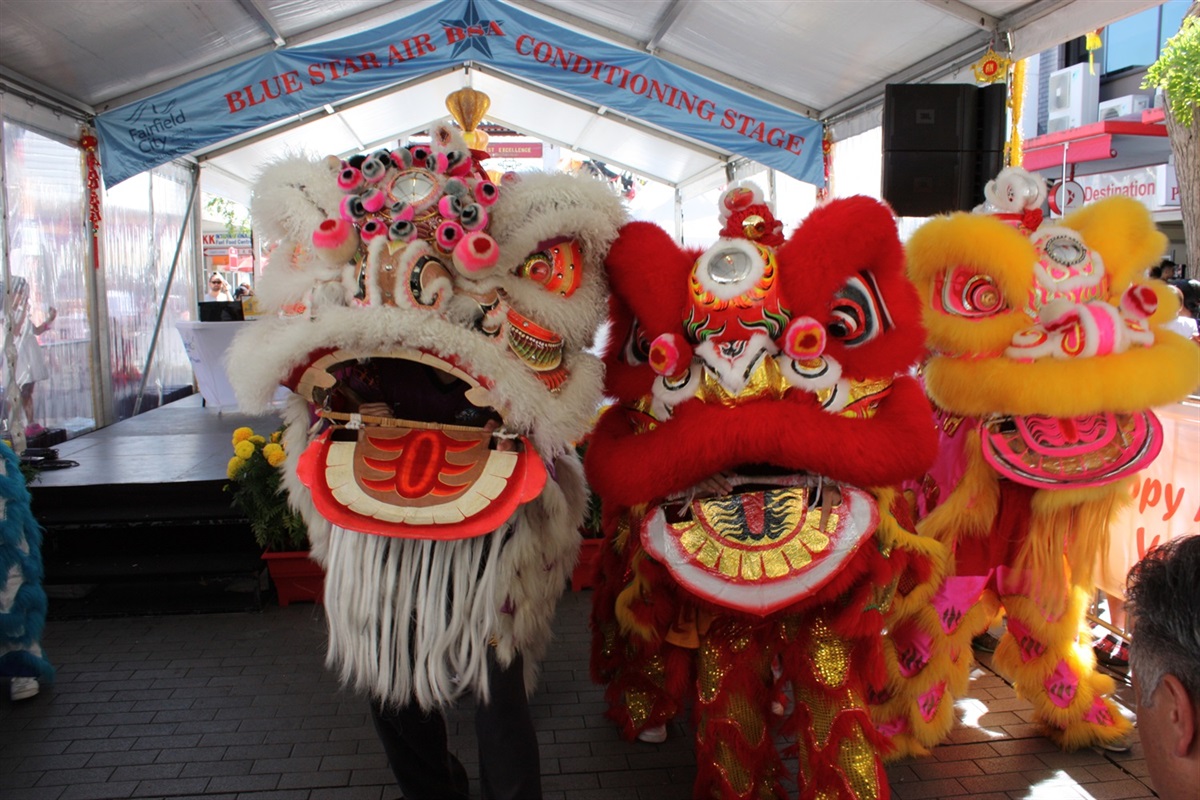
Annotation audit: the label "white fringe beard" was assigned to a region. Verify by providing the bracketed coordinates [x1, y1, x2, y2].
[320, 453, 587, 711]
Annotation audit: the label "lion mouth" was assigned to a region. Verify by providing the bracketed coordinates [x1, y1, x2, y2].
[290, 347, 547, 540]
[980, 411, 1162, 488]
[640, 469, 879, 616]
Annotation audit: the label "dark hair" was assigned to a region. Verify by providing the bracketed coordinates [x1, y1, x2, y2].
[1126, 535, 1200, 705]
[1168, 279, 1200, 315]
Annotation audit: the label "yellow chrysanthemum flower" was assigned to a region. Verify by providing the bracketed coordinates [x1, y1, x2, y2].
[234, 440, 256, 460]
[232, 427, 254, 446]
[263, 442, 284, 458]
[249, 435, 266, 446]
[227, 456, 247, 479]
[266, 449, 287, 467]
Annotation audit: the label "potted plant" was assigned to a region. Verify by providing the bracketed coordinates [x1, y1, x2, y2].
[226, 426, 323, 606]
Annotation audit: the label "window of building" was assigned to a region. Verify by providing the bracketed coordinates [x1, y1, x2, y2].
[1103, 0, 1190, 74]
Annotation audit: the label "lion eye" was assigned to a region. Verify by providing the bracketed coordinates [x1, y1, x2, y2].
[828, 273, 890, 346]
[1044, 235, 1087, 266]
[514, 239, 583, 297]
[933, 266, 1007, 318]
[622, 318, 650, 366]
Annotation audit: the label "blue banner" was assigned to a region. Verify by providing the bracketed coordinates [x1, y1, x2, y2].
[95, 0, 822, 188]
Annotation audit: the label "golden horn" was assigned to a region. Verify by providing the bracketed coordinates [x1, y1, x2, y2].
[446, 88, 491, 133]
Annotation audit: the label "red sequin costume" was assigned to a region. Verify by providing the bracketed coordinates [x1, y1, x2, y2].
[586, 185, 943, 799]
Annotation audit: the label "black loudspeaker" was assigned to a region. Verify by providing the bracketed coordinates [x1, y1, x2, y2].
[882, 83, 1007, 217]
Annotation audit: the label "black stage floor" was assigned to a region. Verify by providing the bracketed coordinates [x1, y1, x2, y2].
[27, 394, 285, 618]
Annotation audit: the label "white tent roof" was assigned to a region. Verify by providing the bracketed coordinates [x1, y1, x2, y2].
[0, 0, 1163, 199]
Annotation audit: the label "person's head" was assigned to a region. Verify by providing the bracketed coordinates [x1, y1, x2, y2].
[1126, 535, 1200, 800]
[208, 273, 225, 293]
[1160, 260, 1178, 280]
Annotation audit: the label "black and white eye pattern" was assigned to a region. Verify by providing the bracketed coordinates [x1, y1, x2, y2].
[828, 271, 893, 347]
[621, 318, 651, 366]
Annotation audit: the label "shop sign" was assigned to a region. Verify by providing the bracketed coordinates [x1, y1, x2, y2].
[1071, 166, 1176, 212]
[484, 142, 543, 159]
[202, 232, 254, 256]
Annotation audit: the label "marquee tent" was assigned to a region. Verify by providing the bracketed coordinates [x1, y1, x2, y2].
[0, 0, 1165, 201]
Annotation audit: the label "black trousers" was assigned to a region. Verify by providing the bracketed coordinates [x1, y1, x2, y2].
[370, 650, 542, 800]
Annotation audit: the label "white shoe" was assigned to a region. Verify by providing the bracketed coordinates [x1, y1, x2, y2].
[10, 677, 39, 701]
[637, 724, 667, 743]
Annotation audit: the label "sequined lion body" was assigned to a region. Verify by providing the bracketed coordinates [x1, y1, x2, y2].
[586, 186, 941, 800]
[874, 168, 1200, 755]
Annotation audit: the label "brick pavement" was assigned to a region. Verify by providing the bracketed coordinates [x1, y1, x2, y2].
[1, 591, 1156, 800]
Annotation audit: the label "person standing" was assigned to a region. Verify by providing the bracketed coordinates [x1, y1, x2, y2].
[1125, 535, 1200, 800]
[4, 277, 56, 438]
[206, 273, 231, 301]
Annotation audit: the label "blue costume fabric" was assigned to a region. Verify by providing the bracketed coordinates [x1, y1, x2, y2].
[0, 443, 54, 683]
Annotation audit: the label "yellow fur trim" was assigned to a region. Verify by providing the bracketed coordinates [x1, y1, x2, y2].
[907, 213, 1036, 358]
[916, 429, 998, 549]
[1147, 279, 1183, 325]
[925, 330, 1200, 417]
[991, 589, 1132, 749]
[1062, 196, 1166, 289]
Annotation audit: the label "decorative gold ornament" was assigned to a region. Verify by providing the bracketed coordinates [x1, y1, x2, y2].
[446, 88, 491, 150]
[971, 47, 1011, 84]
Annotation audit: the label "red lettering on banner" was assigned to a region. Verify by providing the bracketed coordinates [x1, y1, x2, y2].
[224, 71, 303, 114]
[309, 53, 383, 84]
[513, 33, 808, 161]
[387, 34, 435, 65]
[1136, 526, 1160, 559]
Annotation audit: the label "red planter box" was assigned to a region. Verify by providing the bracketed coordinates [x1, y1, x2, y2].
[572, 538, 603, 591]
[262, 550, 325, 607]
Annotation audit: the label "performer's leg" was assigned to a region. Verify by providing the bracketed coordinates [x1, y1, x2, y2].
[993, 586, 1132, 749]
[693, 618, 781, 800]
[475, 649, 542, 800]
[370, 697, 470, 800]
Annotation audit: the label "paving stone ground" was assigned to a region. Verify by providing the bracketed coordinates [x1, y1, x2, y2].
[1, 590, 1155, 800]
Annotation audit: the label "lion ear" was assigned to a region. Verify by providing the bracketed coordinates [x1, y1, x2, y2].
[604, 221, 695, 335]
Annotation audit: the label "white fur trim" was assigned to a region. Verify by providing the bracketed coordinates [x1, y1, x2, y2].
[320, 450, 585, 709]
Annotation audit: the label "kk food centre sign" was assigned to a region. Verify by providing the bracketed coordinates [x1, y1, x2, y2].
[94, 0, 822, 188]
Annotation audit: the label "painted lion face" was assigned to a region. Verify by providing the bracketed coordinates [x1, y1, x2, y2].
[906, 168, 1199, 489]
[587, 186, 936, 614]
[233, 126, 625, 541]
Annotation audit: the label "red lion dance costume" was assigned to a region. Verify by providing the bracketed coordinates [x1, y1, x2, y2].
[873, 168, 1200, 755]
[586, 184, 942, 799]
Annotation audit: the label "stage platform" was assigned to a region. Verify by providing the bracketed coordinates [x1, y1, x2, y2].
[28, 393, 285, 618]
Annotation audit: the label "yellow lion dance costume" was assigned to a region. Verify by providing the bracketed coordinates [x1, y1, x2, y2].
[872, 168, 1200, 754]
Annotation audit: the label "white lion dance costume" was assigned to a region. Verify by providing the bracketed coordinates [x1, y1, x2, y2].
[229, 92, 625, 799]
[872, 168, 1200, 755]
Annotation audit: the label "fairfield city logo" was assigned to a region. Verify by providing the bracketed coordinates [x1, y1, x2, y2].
[121, 99, 187, 154]
[441, 0, 506, 58]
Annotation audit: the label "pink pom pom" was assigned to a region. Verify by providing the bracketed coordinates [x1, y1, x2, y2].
[337, 167, 362, 191]
[1121, 284, 1158, 319]
[361, 189, 385, 214]
[360, 219, 386, 241]
[340, 195, 364, 221]
[474, 180, 499, 206]
[453, 232, 499, 274]
[649, 333, 693, 377]
[312, 218, 351, 250]
[782, 316, 826, 360]
[436, 220, 464, 251]
[432, 152, 450, 174]
[311, 218, 358, 263]
[438, 194, 461, 218]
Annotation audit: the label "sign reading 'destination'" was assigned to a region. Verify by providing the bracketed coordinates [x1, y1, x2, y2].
[94, 0, 822, 188]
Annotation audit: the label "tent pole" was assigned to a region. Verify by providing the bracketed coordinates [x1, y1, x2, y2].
[132, 169, 200, 417]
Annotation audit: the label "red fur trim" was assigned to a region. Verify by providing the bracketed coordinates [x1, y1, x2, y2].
[585, 379, 937, 507]
[776, 196, 926, 379]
